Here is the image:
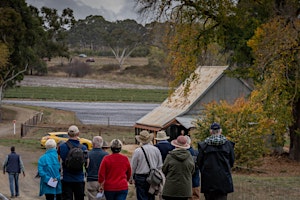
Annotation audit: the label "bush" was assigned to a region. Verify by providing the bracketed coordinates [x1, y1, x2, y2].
[64, 60, 91, 77]
[193, 96, 275, 168]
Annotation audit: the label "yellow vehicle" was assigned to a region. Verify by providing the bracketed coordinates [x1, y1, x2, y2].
[40, 132, 92, 150]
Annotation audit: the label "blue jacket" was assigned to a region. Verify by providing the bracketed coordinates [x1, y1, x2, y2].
[58, 139, 87, 182]
[187, 147, 200, 187]
[86, 148, 108, 181]
[155, 141, 175, 162]
[38, 148, 62, 196]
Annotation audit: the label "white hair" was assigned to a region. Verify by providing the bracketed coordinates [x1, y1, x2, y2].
[45, 139, 57, 149]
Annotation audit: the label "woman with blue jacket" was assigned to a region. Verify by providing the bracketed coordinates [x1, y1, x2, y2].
[38, 139, 62, 200]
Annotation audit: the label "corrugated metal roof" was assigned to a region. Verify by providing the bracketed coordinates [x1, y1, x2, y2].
[135, 66, 228, 128]
[175, 116, 197, 129]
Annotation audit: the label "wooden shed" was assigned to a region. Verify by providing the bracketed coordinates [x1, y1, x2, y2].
[134, 66, 253, 142]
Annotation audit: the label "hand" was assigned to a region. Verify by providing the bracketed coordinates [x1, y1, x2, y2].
[3, 171, 5, 175]
[129, 179, 134, 184]
[23, 172, 25, 177]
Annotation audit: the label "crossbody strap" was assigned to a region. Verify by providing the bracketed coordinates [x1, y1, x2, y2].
[141, 146, 152, 170]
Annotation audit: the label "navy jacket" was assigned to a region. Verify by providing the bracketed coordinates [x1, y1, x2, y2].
[155, 141, 175, 162]
[86, 148, 108, 181]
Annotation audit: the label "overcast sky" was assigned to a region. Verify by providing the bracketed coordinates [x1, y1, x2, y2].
[26, 0, 148, 23]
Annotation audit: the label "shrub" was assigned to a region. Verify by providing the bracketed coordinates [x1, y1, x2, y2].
[64, 60, 91, 77]
[193, 96, 275, 168]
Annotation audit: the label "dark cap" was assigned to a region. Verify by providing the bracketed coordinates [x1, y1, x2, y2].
[210, 122, 221, 130]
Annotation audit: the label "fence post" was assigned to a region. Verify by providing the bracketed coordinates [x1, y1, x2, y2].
[21, 123, 24, 137]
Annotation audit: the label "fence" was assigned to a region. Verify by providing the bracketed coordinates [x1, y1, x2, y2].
[20, 112, 43, 137]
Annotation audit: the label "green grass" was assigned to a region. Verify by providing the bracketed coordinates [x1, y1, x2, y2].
[4, 86, 168, 102]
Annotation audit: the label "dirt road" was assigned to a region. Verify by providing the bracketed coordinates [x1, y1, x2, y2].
[0, 105, 138, 199]
[0, 105, 44, 199]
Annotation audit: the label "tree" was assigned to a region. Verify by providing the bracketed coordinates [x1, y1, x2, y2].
[0, 1, 74, 112]
[247, 13, 300, 160]
[0, 2, 38, 104]
[39, 6, 75, 60]
[107, 19, 147, 70]
[67, 17, 147, 70]
[136, 0, 300, 161]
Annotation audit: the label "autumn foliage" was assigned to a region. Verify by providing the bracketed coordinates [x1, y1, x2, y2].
[193, 94, 277, 168]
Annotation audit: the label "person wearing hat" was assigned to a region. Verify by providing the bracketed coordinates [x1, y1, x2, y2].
[58, 125, 88, 200]
[102, 141, 110, 152]
[130, 130, 163, 200]
[98, 139, 131, 200]
[86, 136, 108, 200]
[154, 130, 174, 162]
[197, 122, 235, 200]
[162, 135, 195, 200]
[38, 139, 62, 200]
[3, 146, 25, 198]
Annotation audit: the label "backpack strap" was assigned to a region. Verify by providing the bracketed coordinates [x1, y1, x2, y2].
[66, 140, 83, 149]
[141, 146, 152, 170]
[66, 141, 74, 150]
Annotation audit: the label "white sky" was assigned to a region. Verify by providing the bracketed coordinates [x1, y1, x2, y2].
[26, 0, 142, 22]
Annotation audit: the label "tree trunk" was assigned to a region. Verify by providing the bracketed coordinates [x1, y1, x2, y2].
[289, 98, 300, 161]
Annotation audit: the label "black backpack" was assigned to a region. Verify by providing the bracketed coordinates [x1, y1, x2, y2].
[64, 141, 85, 172]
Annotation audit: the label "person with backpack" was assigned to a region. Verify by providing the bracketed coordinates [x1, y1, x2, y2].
[58, 125, 88, 200]
[197, 122, 235, 200]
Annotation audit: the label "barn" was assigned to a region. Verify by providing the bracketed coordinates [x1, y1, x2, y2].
[134, 66, 253, 142]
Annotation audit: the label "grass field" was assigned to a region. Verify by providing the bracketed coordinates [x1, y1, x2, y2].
[4, 86, 168, 102]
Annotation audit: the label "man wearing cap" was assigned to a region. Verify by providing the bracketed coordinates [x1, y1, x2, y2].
[197, 122, 235, 200]
[86, 136, 108, 200]
[154, 130, 175, 162]
[58, 125, 88, 200]
[130, 130, 163, 200]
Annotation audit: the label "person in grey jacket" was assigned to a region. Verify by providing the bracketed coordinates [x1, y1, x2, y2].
[162, 135, 195, 200]
[197, 122, 235, 200]
[3, 146, 25, 198]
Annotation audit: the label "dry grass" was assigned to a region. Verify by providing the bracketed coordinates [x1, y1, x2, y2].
[46, 56, 167, 87]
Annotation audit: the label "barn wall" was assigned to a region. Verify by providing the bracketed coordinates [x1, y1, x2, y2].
[187, 76, 252, 115]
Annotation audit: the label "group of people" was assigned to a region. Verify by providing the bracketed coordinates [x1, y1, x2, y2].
[2, 122, 235, 200]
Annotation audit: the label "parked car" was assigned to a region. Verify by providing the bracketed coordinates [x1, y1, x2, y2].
[40, 132, 93, 150]
[78, 54, 87, 58]
[86, 57, 95, 62]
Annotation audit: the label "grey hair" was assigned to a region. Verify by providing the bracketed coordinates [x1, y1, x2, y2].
[92, 136, 104, 148]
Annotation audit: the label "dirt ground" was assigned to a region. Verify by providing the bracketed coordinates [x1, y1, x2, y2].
[1, 76, 300, 199]
[0, 105, 138, 199]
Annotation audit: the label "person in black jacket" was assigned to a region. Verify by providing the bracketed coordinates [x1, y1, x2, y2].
[197, 122, 235, 200]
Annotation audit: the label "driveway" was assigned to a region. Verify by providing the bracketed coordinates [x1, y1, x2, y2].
[3, 100, 159, 126]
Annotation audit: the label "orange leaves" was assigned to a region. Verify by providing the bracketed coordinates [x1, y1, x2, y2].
[193, 96, 276, 168]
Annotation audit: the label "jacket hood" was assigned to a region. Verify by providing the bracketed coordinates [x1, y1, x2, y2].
[205, 134, 227, 146]
[169, 148, 191, 161]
